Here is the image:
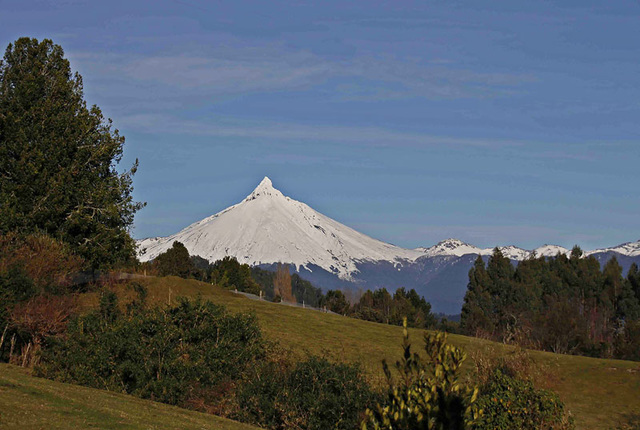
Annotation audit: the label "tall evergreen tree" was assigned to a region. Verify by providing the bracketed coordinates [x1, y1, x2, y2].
[461, 255, 493, 336]
[0, 38, 144, 269]
[628, 263, 640, 302]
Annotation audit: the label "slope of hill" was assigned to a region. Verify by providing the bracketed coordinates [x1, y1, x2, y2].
[79, 276, 640, 430]
[0, 363, 258, 430]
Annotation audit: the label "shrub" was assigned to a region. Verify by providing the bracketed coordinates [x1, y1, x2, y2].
[0, 265, 36, 361]
[362, 320, 480, 430]
[0, 233, 83, 293]
[8, 294, 76, 366]
[37, 297, 266, 409]
[237, 355, 379, 430]
[472, 348, 573, 430]
[475, 369, 574, 430]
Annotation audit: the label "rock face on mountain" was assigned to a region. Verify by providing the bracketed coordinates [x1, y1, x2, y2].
[137, 177, 640, 314]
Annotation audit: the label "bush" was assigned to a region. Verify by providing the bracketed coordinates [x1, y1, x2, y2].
[0, 265, 36, 361]
[363, 320, 480, 430]
[0, 234, 82, 364]
[0, 233, 83, 293]
[472, 348, 573, 430]
[237, 355, 379, 430]
[37, 297, 266, 409]
[475, 369, 573, 430]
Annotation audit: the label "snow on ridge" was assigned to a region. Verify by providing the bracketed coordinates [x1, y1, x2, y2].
[585, 240, 640, 257]
[417, 238, 484, 257]
[495, 245, 530, 261]
[414, 240, 640, 261]
[532, 245, 570, 258]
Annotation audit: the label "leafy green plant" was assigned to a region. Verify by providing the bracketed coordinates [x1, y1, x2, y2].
[237, 354, 378, 430]
[362, 319, 480, 430]
[474, 369, 573, 430]
[37, 298, 266, 409]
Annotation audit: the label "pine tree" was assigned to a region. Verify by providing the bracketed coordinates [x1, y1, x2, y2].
[461, 255, 494, 336]
[152, 242, 194, 278]
[0, 38, 144, 269]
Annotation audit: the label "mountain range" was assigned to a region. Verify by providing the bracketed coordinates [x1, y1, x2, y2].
[137, 177, 640, 314]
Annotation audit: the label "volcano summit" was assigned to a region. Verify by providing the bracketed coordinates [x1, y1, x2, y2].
[137, 177, 423, 279]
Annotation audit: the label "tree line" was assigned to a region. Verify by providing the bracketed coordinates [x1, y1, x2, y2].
[147, 241, 440, 329]
[461, 247, 640, 360]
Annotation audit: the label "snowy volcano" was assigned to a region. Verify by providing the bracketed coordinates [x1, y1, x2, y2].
[137, 177, 422, 279]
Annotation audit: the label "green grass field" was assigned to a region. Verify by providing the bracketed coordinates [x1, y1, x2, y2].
[4, 275, 639, 429]
[105, 276, 639, 430]
[0, 363, 258, 430]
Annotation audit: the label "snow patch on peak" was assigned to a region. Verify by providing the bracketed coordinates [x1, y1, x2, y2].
[418, 238, 484, 257]
[533, 245, 570, 258]
[496, 245, 530, 261]
[244, 176, 285, 201]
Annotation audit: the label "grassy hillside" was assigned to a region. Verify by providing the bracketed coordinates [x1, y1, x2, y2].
[77, 275, 640, 430]
[0, 363, 258, 430]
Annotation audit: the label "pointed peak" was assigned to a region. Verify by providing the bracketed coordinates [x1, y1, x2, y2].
[437, 238, 467, 246]
[258, 176, 273, 188]
[245, 176, 284, 201]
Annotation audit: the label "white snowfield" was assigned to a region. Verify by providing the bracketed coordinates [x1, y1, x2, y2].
[137, 177, 640, 278]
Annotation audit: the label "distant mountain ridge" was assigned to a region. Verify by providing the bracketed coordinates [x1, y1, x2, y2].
[137, 177, 639, 313]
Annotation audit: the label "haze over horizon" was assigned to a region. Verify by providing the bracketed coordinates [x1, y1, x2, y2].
[2, 0, 639, 251]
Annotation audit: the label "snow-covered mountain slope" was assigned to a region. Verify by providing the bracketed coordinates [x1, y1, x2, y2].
[417, 239, 484, 257]
[416, 240, 558, 261]
[586, 240, 640, 257]
[137, 177, 423, 279]
[533, 245, 570, 258]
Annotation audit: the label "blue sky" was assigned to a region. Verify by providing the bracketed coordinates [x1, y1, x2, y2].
[2, 0, 639, 250]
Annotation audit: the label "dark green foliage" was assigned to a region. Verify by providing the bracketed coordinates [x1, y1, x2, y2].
[461, 256, 494, 336]
[237, 356, 378, 430]
[252, 266, 435, 326]
[461, 247, 640, 360]
[290, 273, 326, 308]
[614, 319, 640, 361]
[37, 298, 266, 408]
[353, 287, 436, 329]
[152, 242, 197, 278]
[363, 320, 480, 430]
[211, 256, 261, 295]
[0, 265, 36, 305]
[475, 369, 573, 430]
[98, 290, 120, 323]
[0, 38, 144, 269]
[325, 289, 350, 314]
[0, 265, 36, 360]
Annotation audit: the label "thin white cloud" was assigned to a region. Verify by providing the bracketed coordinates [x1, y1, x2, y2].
[117, 113, 521, 149]
[71, 37, 534, 102]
